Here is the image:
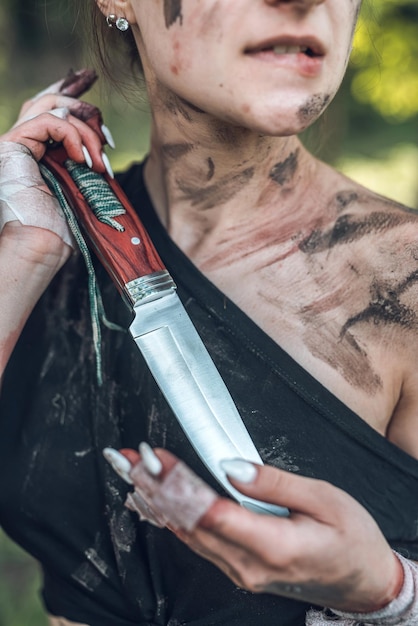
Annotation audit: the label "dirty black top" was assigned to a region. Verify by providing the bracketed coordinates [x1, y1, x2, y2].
[1, 162, 418, 626]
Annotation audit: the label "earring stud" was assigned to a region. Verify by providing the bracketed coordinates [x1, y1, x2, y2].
[106, 14, 130, 31]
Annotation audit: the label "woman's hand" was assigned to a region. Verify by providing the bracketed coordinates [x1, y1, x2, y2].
[0, 70, 113, 376]
[190, 459, 403, 613]
[0, 69, 110, 265]
[4, 68, 107, 166]
[113, 446, 404, 615]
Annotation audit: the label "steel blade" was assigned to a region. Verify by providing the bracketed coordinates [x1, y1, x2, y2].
[129, 291, 288, 517]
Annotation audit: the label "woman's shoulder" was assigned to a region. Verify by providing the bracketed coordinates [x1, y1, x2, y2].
[313, 166, 418, 260]
[331, 169, 418, 230]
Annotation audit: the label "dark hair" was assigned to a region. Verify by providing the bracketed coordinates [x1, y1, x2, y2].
[75, 0, 143, 87]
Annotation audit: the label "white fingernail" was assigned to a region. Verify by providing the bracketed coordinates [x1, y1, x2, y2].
[139, 442, 163, 476]
[49, 107, 70, 120]
[101, 124, 116, 149]
[81, 145, 93, 168]
[220, 459, 257, 483]
[103, 447, 133, 484]
[102, 152, 114, 179]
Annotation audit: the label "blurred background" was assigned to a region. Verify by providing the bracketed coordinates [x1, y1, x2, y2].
[0, 0, 417, 624]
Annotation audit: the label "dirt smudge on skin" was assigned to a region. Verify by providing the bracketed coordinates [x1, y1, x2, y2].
[178, 97, 205, 114]
[341, 272, 418, 338]
[260, 572, 360, 606]
[303, 322, 383, 393]
[300, 284, 354, 317]
[298, 93, 331, 125]
[204, 236, 298, 273]
[298, 200, 418, 391]
[210, 120, 252, 147]
[164, 93, 193, 121]
[269, 149, 299, 186]
[300, 210, 418, 254]
[335, 190, 359, 212]
[164, 0, 183, 28]
[177, 167, 254, 210]
[207, 157, 215, 180]
[162, 142, 194, 159]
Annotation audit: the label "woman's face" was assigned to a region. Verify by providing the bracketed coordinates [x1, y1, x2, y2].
[130, 0, 362, 135]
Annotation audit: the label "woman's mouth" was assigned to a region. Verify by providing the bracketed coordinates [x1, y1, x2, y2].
[245, 37, 325, 77]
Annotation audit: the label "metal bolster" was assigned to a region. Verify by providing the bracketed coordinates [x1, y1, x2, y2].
[124, 270, 177, 306]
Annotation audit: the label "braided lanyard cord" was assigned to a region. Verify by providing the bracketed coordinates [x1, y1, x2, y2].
[40, 161, 126, 386]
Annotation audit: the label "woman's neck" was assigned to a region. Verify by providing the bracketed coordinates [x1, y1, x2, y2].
[143, 93, 320, 255]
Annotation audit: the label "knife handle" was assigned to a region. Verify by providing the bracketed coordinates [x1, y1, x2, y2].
[42, 149, 174, 306]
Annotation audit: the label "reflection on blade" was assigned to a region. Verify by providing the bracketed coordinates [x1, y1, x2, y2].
[130, 292, 289, 517]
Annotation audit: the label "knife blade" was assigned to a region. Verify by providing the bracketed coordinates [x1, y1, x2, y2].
[42, 151, 289, 517]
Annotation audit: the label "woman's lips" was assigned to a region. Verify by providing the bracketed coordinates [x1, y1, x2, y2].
[245, 36, 325, 78]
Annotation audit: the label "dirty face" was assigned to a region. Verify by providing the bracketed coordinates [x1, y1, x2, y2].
[130, 0, 362, 135]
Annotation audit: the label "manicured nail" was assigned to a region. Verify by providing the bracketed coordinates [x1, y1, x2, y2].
[103, 447, 133, 484]
[139, 442, 163, 476]
[81, 145, 93, 168]
[49, 107, 70, 120]
[101, 124, 115, 149]
[220, 459, 257, 483]
[102, 152, 114, 179]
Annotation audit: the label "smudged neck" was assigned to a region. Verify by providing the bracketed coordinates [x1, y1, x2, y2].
[143, 87, 320, 255]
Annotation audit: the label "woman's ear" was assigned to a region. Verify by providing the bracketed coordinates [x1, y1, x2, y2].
[95, 0, 138, 27]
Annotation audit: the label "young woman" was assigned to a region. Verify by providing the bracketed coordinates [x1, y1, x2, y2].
[1, 1, 418, 625]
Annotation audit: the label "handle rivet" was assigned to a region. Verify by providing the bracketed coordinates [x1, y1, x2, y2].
[131, 237, 141, 245]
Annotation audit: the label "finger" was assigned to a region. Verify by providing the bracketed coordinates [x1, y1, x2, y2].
[17, 92, 113, 151]
[67, 101, 102, 124]
[5, 114, 90, 163]
[6, 110, 107, 173]
[18, 107, 70, 126]
[65, 114, 107, 172]
[176, 525, 254, 586]
[23, 69, 97, 108]
[22, 95, 101, 125]
[120, 447, 179, 479]
[25, 98, 101, 125]
[17, 95, 82, 125]
[219, 461, 350, 522]
[30, 78, 65, 101]
[198, 496, 297, 556]
[18, 80, 65, 118]
[59, 68, 98, 99]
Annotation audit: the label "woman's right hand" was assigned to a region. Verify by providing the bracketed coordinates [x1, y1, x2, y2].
[0, 69, 110, 266]
[0, 70, 112, 376]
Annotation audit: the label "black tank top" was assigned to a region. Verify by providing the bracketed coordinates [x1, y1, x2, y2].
[1, 162, 418, 626]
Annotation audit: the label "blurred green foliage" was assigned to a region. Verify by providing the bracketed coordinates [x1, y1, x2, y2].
[352, 0, 418, 121]
[0, 530, 46, 626]
[0, 0, 416, 623]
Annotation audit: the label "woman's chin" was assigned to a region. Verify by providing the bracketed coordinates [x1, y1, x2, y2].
[209, 94, 332, 137]
[225, 110, 317, 138]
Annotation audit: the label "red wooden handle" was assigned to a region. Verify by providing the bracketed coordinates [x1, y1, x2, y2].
[42, 148, 166, 296]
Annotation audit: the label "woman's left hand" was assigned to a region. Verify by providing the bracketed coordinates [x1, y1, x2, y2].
[179, 457, 403, 613]
[116, 447, 403, 614]
[108, 444, 403, 613]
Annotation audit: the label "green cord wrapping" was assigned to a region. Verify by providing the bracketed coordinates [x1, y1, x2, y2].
[40, 161, 126, 386]
[65, 160, 126, 231]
